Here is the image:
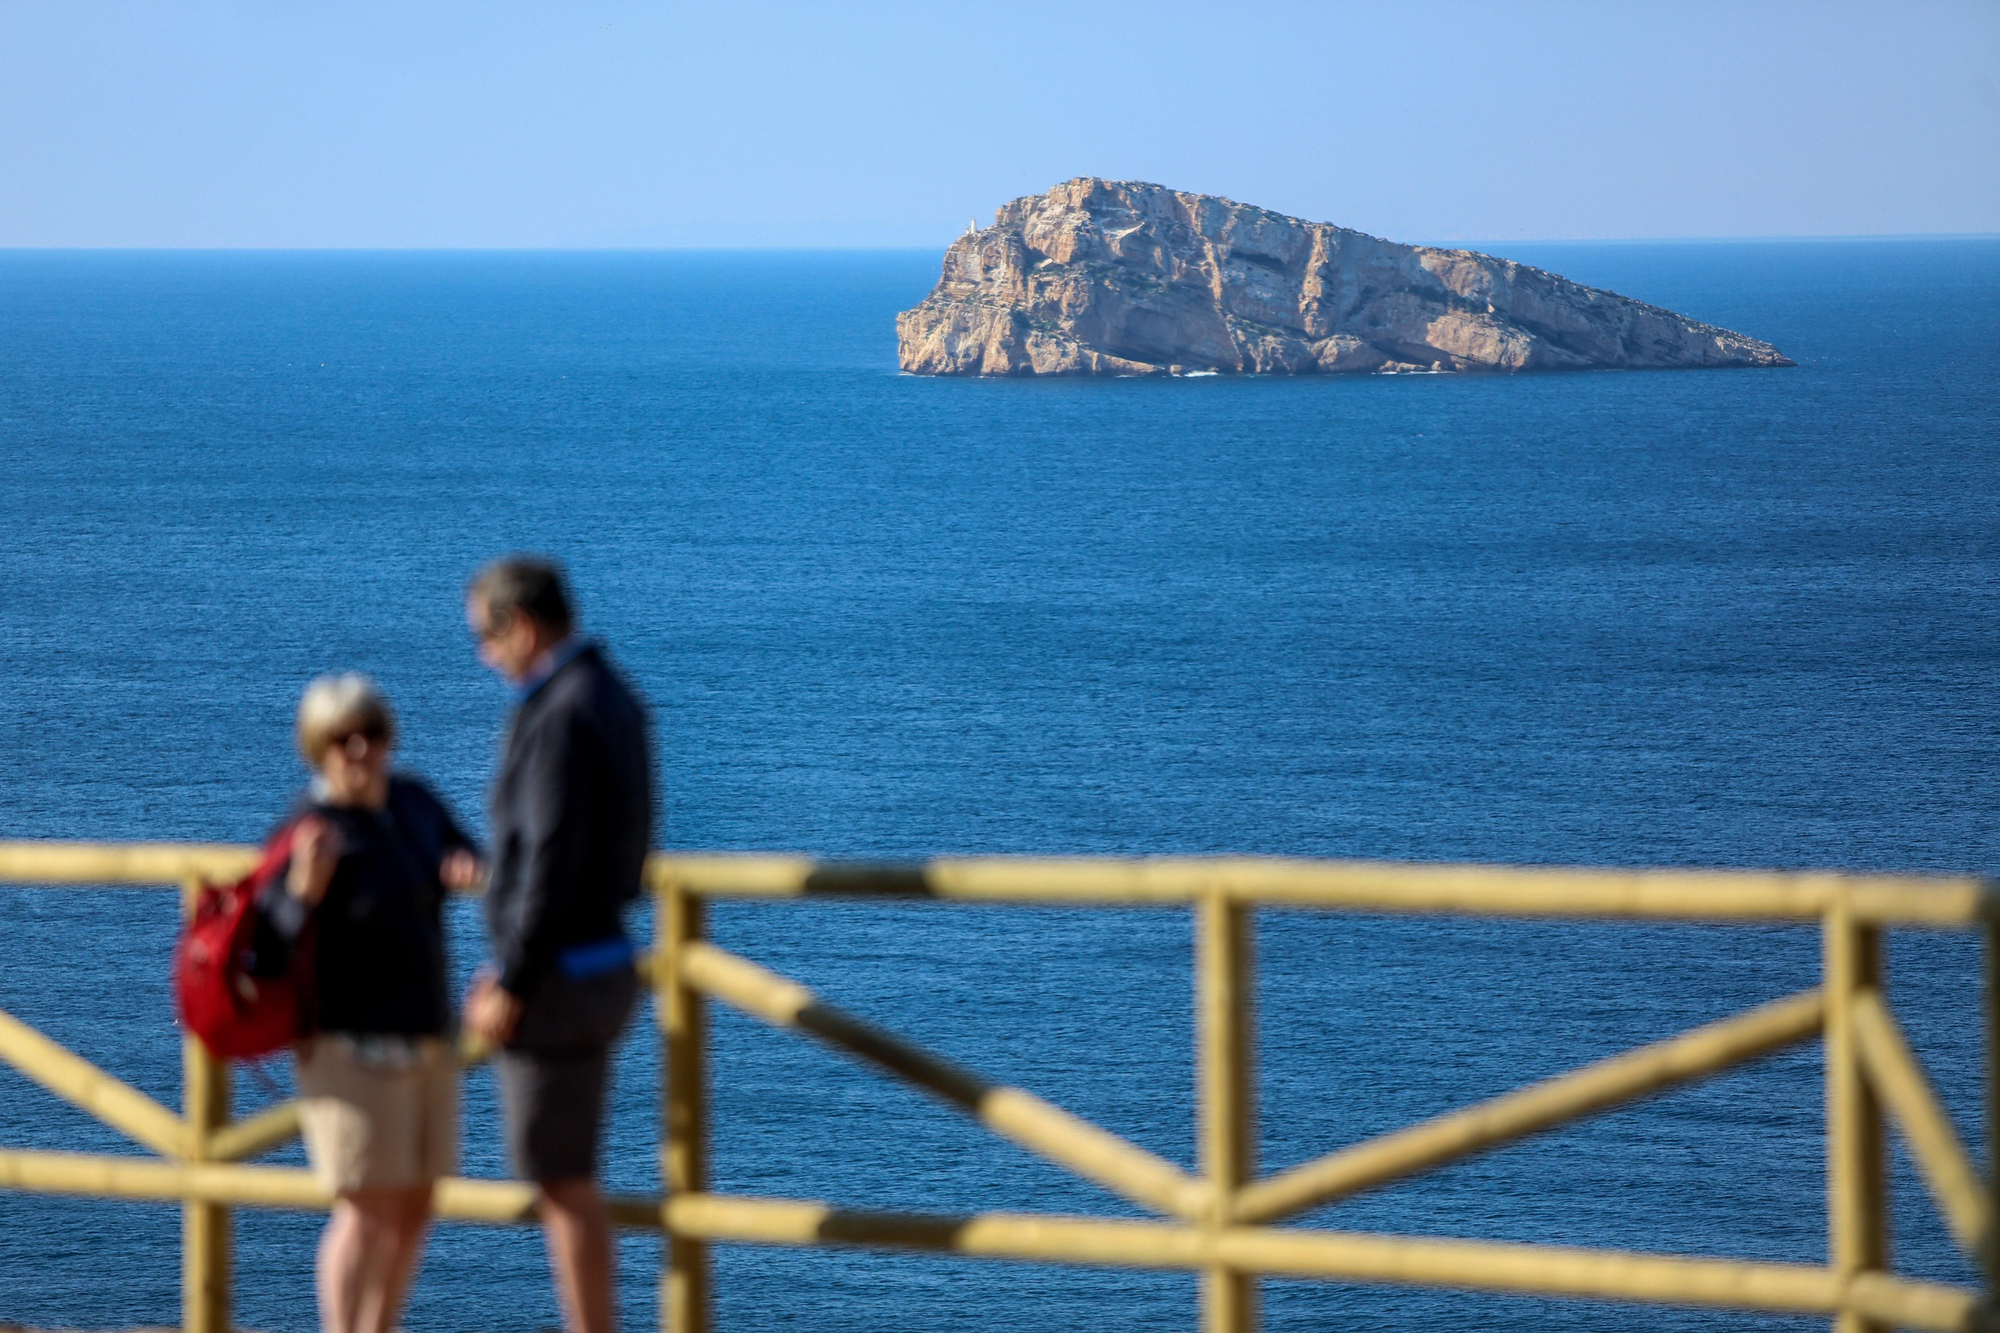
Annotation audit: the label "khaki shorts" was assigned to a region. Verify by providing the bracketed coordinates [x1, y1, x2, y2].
[297, 1034, 459, 1193]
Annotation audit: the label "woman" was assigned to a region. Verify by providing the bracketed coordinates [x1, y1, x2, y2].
[255, 673, 480, 1333]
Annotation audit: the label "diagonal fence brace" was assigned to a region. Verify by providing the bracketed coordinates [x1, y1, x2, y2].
[677, 941, 1213, 1220]
[206, 1101, 301, 1163]
[1849, 987, 1993, 1267]
[1233, 988, 1827, 1224]
[0, 1005, 187, 1158]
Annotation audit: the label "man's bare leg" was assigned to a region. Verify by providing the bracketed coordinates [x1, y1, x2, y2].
[540, 1176, 615, 1333]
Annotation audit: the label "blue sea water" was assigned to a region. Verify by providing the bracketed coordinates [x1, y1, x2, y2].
[0, 239, 1996, 1332]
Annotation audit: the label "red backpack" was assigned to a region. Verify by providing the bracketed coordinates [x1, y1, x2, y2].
[174, 821, 313, 1060]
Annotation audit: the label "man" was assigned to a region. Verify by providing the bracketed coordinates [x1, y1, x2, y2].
[464, 556, 653, 1333]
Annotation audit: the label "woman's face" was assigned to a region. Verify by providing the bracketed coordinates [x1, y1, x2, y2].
[318, 726, 392, 808]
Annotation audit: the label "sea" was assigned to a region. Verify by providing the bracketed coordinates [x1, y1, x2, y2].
[0, 239, 1996, 1332]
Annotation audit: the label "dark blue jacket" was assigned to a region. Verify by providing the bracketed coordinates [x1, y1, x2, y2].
[486, 642, 654, 996]
[257, 774, 474, 1036]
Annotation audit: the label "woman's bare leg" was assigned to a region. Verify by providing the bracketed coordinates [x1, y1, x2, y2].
[376, 1185, 436, 1333]
[321, 1189, 416, 1333]
[317, 1197, 367, 1333]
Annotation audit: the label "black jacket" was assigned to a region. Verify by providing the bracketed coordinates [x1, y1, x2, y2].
[256, 775, 474, 1037]
[486, 642, 653, 997]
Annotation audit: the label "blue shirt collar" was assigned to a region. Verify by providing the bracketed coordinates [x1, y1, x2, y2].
[514, 635, 593, 702]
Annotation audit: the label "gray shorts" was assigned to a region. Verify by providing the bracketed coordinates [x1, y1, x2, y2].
[497, 965, 639, 1182]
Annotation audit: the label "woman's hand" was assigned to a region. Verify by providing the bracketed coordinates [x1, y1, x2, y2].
[440, 848, 482, 892]
[285, 815, 340, 905]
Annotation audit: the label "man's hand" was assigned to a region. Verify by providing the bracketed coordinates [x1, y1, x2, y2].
[440, 848, 482, 892]
[465, 969, 524, 1046]
[285, 815, 340, 906]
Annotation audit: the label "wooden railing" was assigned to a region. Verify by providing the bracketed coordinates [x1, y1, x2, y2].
[0, 842, 1995, 1333]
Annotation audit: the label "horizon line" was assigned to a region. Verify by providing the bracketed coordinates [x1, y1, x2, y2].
[0, 231, 1996, 255]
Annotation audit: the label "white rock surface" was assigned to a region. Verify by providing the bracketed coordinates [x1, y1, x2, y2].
[897, 179, 1794, 377]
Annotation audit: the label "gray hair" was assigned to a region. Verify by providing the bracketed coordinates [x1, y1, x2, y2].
[468, 555, 574, 637]
[295, 673, 397, 767]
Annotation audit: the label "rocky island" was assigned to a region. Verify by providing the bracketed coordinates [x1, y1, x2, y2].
[898, 179, 1793, 377]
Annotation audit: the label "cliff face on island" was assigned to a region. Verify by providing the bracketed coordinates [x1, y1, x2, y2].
[897, 179, 1793, 377]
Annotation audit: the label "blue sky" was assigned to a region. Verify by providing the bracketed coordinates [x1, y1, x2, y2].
[1, 1, 1994, 248]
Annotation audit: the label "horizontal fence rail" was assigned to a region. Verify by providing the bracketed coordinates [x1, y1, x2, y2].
[3, 843, 1995, 923]
[0, 841, 1994, 1333]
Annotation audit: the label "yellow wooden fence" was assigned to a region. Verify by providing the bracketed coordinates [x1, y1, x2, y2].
[0, 841, 1994, 1333]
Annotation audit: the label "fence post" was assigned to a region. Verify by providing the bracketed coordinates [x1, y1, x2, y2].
[661, 879, 709, 1333]
[1985, 920, 1999, 1290]
[1198, 887, 1256, 1333]
[1825, 898, 1887, 1333]
[181, 878, 232, 1333]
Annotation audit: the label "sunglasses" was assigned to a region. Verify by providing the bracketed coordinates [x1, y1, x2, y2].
[328, 726, 388, 757]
